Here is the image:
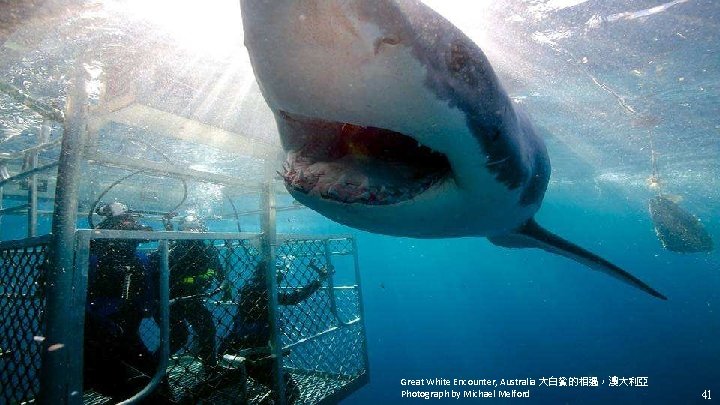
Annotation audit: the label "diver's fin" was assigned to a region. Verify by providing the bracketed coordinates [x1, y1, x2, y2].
[488, 218, 667, 300]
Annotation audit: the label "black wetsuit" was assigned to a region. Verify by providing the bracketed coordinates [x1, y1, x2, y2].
[167, 240, 225, 367]
[222, 263, 324, 404]
[84, 238, 157, 399]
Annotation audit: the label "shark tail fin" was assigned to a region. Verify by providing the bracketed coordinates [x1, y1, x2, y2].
[488, 218, 667, 300]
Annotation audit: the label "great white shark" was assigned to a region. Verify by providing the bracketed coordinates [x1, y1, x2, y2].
[239, 0, 666, 300]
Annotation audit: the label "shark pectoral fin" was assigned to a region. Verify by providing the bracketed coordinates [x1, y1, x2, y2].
[488, 219, 667, 300]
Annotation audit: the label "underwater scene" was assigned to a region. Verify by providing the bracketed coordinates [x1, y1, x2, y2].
[0, 0, 718, 404]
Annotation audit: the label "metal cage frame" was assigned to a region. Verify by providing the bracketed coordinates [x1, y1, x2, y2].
[1, 56, 369, 405]
[0, 230, 369, 404]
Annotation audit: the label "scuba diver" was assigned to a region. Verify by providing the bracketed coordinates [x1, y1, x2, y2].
[84, 202, 159, 400]
[220, 258, 333, 404]
[164, 214, 231, 370]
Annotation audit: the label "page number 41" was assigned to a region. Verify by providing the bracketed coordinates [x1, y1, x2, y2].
[703, 390, 712, 400]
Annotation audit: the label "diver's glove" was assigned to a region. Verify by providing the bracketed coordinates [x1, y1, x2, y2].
[309, 259, 334, 281]
[221, 283, 234, 302]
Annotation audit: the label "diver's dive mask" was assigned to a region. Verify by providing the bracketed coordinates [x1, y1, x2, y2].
[95, 202, 152, 232]
[178, 214, 207, 232]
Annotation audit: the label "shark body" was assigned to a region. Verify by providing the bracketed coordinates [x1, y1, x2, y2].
[240, 0, 666, 300]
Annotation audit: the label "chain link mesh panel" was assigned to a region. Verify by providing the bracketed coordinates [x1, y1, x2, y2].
[161, 238, 264, 403]
[277, 237, 368, 404]
[67, 232, 365, 404]
[0, 239, 48, 404]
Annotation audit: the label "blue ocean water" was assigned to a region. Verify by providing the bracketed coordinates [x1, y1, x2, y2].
[325, 2, 719, 401]
[338, 189, 719, 404]
[1, 0, 718, 404]
[3, 176, 714, 404]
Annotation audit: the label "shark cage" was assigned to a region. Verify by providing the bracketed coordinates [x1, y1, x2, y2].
[0, 6, 369, 404]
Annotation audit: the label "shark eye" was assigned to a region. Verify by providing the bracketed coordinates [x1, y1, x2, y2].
[374, 35, 401, 54]
[381, 36, 400, 45]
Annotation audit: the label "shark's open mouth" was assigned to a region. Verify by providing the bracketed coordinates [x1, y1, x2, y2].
[278, 111, 452, 205]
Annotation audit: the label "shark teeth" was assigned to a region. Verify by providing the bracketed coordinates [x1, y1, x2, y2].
[282, 151, 446, 205]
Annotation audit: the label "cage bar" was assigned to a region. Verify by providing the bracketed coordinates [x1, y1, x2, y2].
[0, 36, 368, 405]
